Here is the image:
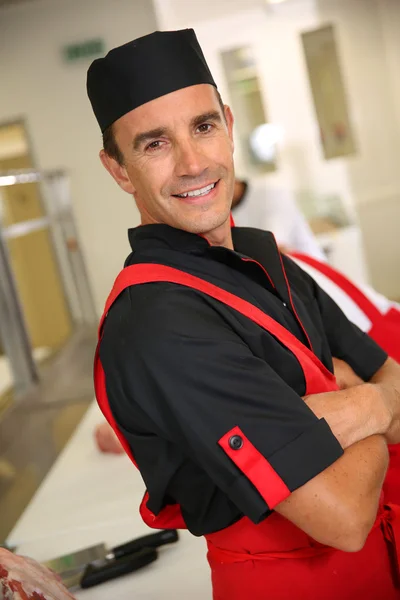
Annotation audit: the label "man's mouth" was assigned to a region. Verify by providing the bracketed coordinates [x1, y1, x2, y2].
[173, 182, 217, 198]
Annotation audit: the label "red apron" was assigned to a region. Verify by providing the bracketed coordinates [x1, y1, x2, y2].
[291, 252, 400, 505]
[95, 263, 400, 599]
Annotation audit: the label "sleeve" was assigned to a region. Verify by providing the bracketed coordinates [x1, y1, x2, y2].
[313, 282, 388, 380]
[102, 284, 344, 525]
[284, 256, 388, 381]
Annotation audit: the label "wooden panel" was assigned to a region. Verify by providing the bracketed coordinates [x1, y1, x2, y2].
[0, 153, 72, 349]
[6, 229, 72, 349]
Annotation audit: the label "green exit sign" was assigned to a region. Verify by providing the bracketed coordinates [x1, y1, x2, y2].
[63, 39, 105, 62]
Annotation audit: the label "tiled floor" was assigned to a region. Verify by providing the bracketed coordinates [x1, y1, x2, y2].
[0, 326, 97, 542]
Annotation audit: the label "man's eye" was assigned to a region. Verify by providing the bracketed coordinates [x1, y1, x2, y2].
[146, 140, 163, 151]
[197, 123, 213, 133]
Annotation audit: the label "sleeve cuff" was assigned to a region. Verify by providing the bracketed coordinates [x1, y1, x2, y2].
[268, 418, 344, 491]
[219, 425, 290, 509]
[220, 418, 343, 524]
[343, 331, 388, 381]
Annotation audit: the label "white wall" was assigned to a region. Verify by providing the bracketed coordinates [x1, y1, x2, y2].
[316, 0, 400, 206]
[377, 0, 400, 145]
[2, 0, 398, 306]
[316, 0, 400, 297]
[154, 0, 259, 29]
[155, 0, 400, 297]
[0, 0, 159, 315]
[154, 0, 357, 219]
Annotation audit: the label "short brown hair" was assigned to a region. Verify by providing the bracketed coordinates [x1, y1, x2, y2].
[102, 88, 226, 166]
[102, 125, 124, 165]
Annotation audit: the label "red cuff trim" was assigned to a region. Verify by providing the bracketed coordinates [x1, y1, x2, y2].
[219, 426, 290, 509]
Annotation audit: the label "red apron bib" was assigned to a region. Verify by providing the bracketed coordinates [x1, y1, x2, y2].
[291, 252, 400, 506]
[95, 263, 400, 599]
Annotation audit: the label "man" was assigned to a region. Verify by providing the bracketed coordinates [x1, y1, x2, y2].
[232, 177, 326, 259]
[87, 30, 400, 598]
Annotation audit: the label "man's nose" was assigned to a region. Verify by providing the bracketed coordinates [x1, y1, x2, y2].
[174, 139, 209, 179]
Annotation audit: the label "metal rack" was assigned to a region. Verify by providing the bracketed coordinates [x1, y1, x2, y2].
[0, 169, 96, 394]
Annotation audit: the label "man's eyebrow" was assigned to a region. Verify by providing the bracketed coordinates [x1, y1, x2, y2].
[133, 127, 168, 151]
[191, 111, 222, 129]
[132, 111, 222, 151]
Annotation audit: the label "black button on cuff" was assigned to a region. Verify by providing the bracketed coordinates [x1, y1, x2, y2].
[229, 435, 243, 450]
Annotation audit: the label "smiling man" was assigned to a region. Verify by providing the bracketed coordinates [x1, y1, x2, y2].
[100, 82, 234, 247]
[87, 30, 400, 599]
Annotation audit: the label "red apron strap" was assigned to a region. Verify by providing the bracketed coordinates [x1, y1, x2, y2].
[95, 262, 338, 530]
[94, 346, 139, 467]
[290, 252, 382, 323]
[99, 263, 336, 395]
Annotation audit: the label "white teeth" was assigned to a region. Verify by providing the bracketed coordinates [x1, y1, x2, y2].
[177, 183, 215, 198]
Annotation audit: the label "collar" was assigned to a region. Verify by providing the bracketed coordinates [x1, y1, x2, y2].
[128, 223, 279, 262]
[232, 226, 277, 261]
[128, 223, 276, 253]
[128, 223, 292, 306]
[128, 224, 211, 256]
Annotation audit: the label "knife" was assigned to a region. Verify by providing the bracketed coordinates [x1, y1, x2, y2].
[44, 529, 178, 574]
[62, 547, 158, 591]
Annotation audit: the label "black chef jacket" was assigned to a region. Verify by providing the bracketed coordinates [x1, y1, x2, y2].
[99, 224, 387, 536]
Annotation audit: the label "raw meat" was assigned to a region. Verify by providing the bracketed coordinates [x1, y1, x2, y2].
[0, 549, 76, 600]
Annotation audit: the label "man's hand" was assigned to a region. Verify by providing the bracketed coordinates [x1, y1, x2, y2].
[94, 422, 124, 454]
[371, 358, 400, 445]
[305, 357, 400, 448]
[332, 357, 363, 389]
[333, 356, 400, 445]
[285, 358, 398, 550]
[304, 383, 388, 449]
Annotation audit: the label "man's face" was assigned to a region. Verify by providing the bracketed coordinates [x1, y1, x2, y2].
[103, 84, 235, 235]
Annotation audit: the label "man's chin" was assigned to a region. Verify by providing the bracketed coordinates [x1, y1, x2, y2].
[181, 210, 230, 235]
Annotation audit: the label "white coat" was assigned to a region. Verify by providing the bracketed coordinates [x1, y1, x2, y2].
[232, 177, 398, 333]
[291, 255, 400, 334]
[232, 177, 326, 261]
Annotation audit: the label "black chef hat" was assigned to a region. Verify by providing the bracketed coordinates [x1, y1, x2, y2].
[87, 29, 217, 133]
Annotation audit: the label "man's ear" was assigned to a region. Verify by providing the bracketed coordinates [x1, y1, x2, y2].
[224, 105, 235, 152]
[99, 150, 135, 194]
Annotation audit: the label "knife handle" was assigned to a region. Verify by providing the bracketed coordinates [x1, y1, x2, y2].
[112, 529, 179, 560]
[80, 547, 157, 588]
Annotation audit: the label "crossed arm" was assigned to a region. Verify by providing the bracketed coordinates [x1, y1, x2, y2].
[275, 357, 400, 552]
[306, 357, 400, 449]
